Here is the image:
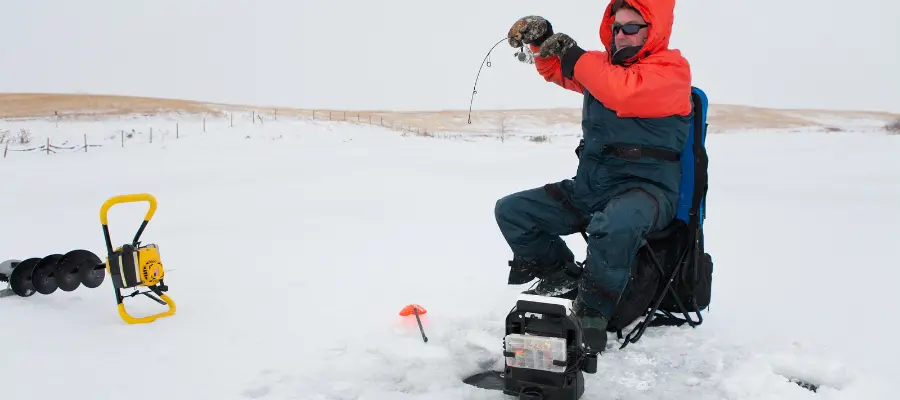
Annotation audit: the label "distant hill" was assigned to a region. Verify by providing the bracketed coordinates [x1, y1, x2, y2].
[2, 92, 897, 134]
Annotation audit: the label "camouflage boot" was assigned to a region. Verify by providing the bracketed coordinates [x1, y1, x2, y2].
[522, 260, 582, 299]
[573, 296, 608, 353]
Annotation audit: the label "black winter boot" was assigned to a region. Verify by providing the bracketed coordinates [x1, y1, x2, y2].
[522, 260, 582, 299]
[507, 257, 540, 285]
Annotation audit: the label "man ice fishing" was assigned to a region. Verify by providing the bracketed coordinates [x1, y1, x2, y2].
[495, 0, 693, 352]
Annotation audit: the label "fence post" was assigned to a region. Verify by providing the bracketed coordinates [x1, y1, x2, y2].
[150, 127, 153, 143]
[84, 134, 87, 152]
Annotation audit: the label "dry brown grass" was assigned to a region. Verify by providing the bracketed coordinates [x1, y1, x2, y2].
[2, 92, 898, 134]
[386, 105, 900, 133]
[0, 93, 236, 118]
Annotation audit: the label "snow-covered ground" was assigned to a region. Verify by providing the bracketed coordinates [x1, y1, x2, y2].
[1, 114, 897, 399]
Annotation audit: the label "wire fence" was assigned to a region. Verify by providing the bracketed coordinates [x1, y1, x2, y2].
[1, 108, 436, 159]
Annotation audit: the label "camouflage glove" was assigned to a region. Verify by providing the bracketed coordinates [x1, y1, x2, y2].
[539, 32, 587, 79]
[538, 32, 578, 58]
[508, 16, 553, 48]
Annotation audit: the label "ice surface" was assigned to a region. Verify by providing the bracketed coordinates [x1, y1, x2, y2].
[1, 115, 897, 399]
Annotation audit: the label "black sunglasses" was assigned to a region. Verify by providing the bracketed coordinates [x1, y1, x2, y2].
[612, 23, 648, 35]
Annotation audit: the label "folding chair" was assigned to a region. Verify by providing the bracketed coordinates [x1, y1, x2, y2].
[606, 86, 714, 349]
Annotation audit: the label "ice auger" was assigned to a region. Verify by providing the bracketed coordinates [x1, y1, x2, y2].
[101, 193, 176, 324]
[0, 250, 105, 299]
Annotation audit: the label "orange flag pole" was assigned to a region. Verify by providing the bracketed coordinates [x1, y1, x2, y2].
[399, 304, 428, 343]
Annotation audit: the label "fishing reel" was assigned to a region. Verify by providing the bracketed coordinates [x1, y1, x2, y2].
[514, 46, 535, 64]
[101, 193, 176, 324]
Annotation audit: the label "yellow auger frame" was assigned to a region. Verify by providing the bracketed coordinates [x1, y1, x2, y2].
[100, 193, 176, 324]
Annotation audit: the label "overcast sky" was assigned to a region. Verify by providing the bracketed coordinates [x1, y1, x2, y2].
[1, 0, 897, 112]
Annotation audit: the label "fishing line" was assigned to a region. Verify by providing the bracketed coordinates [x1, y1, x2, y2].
[468, 36, 527, 124]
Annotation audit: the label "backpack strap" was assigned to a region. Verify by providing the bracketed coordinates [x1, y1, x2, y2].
[689, 90, 709, 228]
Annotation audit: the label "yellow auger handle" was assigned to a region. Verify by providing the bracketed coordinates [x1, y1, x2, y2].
[100, 193, 158, 225]
[118, 294, 177, 324]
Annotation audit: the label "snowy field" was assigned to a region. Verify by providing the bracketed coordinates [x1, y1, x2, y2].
[1, 114, 898, 400]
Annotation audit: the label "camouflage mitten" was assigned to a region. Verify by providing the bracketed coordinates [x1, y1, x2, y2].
[508, 16, 553, 48]
[538, 33, 578, 58]
[538, 33, 587, 79]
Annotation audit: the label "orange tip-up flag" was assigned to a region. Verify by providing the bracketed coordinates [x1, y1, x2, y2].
[399, 303, 428, 343]
[399, 304, 427, 316]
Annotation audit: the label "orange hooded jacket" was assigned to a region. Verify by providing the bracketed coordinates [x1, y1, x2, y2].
[529, 0, 692, 119]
